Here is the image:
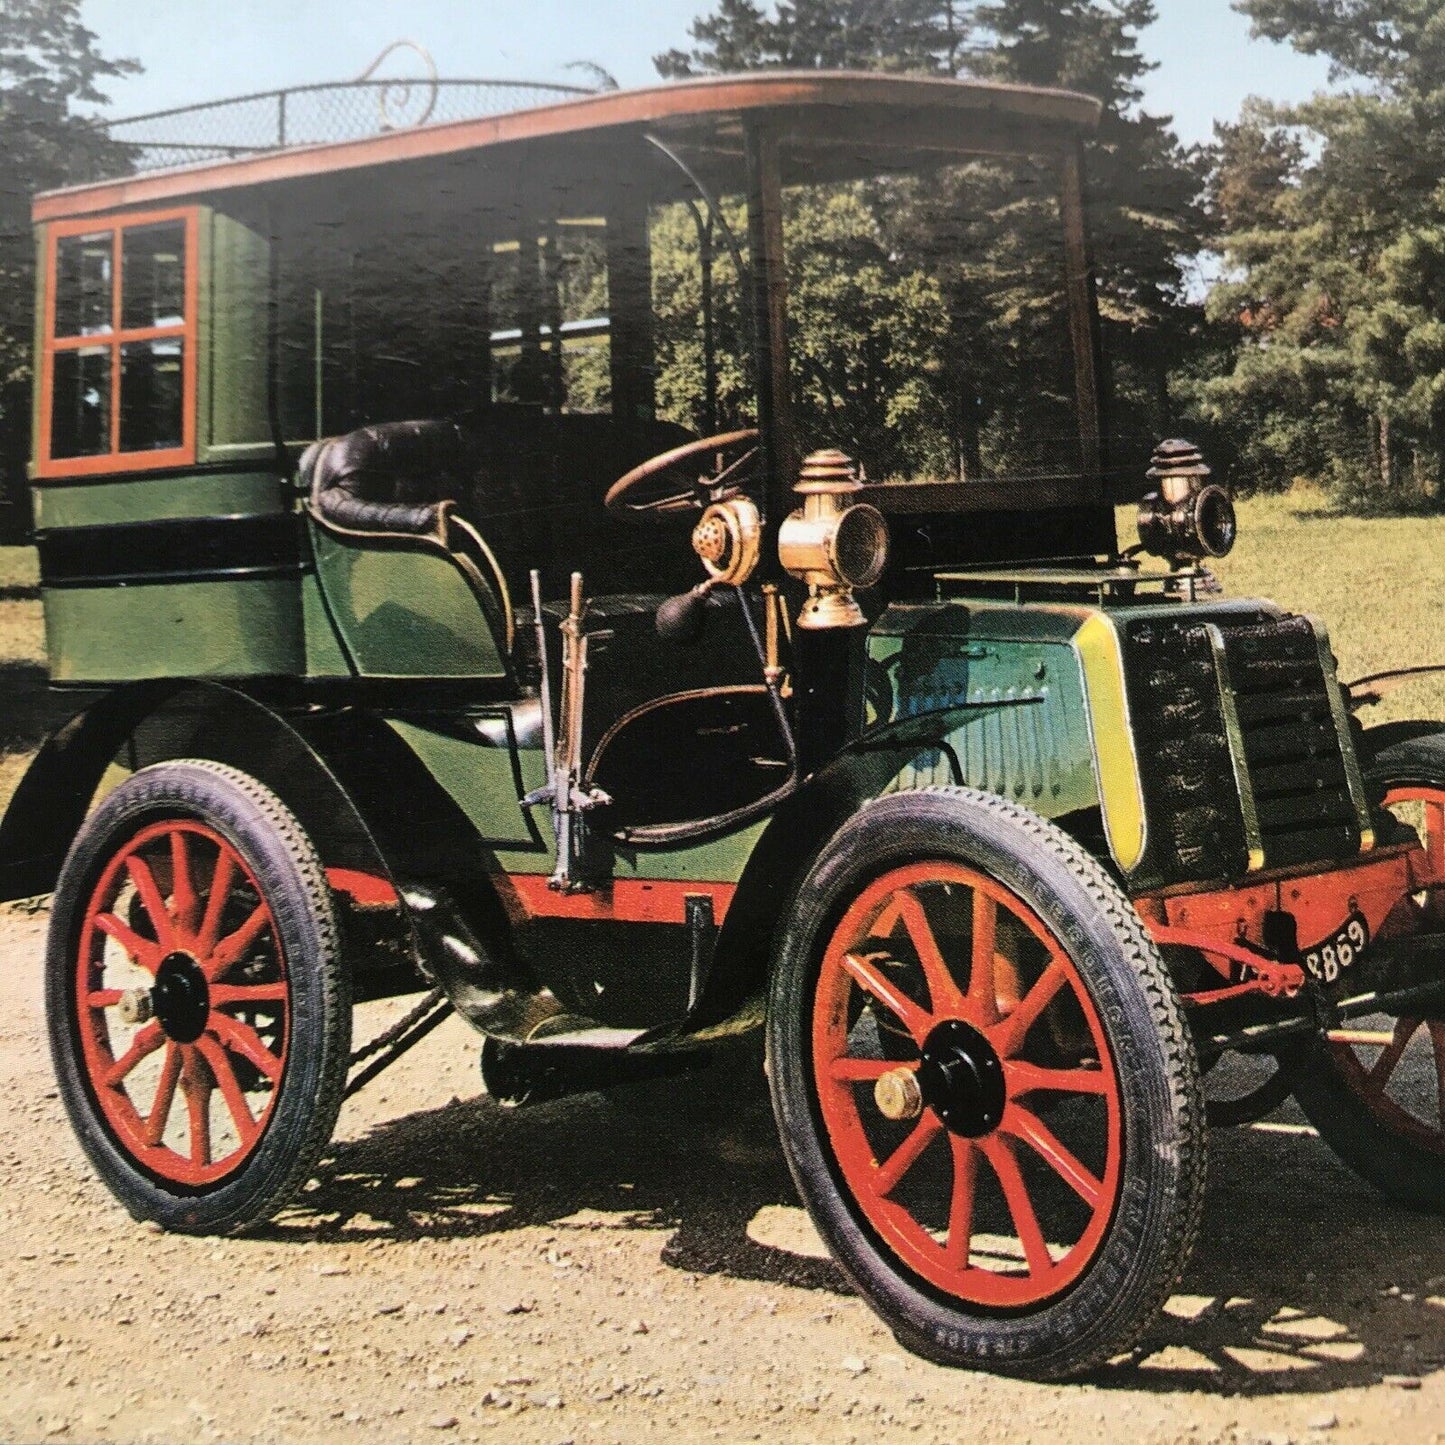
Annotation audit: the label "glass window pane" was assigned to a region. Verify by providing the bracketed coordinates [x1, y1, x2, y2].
[119, 339, 184, 452]
[50, 347, 112, 458]
[122, 221, 187, 331]
[54, 232, 113, 338]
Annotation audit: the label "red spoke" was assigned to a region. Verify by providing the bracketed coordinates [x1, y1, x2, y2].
[1427, 800, 1445, 877]
[1363, 1018, 1419, 1096]
[125, 856, 176, 949]
[1007, 1104, 1104, 1209]
[182, 1050, 212, 1167]
[143, 1043, 183, 1147]
[1005, 1060, 1110, 1097]
[208, 1012, 283, 1082]
[943, 1136, 977, 1271]
[102, 1021, 164, 1086]
[195, 1036, 260, 1147]
[204, 902, 269, 982]
[981, 1135, 1053, 1278]
[841, 952, 933, 1043]
[829, 1056, 900, 1083]
[992, 959, 1068, 1059]
[93, 913, 164, 974]
[210, 981, 287, 1007]
[1430, 1022, 1445, 1132]
[168, 829, 200, 936]
[873, 1113, 942, 1197]
[967, 889, 999, 1027]
[85, 989, 124, 1008]
[196, 849, 237, 957]
[891, 888, 968, 1019]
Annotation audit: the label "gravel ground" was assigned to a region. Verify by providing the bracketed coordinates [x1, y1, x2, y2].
[2, 900, 1445, 1444]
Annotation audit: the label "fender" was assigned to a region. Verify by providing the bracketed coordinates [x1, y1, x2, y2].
[658, 700, 1046, 1043]
[0, 680, 554, 1006]
[0, 682, 431, 998]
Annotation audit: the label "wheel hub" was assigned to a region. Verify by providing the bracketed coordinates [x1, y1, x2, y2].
[151, 953, 210, 1044]
[918, 1018, 1006, 1137]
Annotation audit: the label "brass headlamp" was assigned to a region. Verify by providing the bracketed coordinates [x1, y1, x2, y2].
[778, 449, 889, 630]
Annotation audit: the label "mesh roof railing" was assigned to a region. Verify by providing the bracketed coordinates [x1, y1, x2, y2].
[102, 78, 597, 172]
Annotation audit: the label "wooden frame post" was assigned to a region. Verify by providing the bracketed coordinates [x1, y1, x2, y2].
[1060, 139, 1108, 494]
[745, 118, 797, 537]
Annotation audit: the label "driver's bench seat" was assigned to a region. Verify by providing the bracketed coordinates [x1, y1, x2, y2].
[302, 420, 517, 679]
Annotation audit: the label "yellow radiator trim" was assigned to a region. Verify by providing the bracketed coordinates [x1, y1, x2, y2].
[1075, 612, 1147, 874]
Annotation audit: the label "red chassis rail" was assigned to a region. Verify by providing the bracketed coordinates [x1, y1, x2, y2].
[1134, 842, 1445, 1004]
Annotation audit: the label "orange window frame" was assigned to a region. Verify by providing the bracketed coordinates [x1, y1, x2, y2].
[38, 207, 200, 479]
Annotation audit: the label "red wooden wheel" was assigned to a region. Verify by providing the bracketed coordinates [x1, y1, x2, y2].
[811, 860, 1122, 1310]
[75, 819, 290, 1187]
[1323, 781, 1445, 1153]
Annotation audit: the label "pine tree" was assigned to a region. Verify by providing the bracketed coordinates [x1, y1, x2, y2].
[972, 0, 1210, 474]
[1193, 0, 1445, 504]
[656, 1, 970, 78]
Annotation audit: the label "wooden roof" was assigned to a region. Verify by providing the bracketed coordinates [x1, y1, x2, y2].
[34, 71, 1103, 223]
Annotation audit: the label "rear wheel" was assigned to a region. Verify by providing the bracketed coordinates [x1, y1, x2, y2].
[47, 760, 350, 1233]
[768, 788, 1205, 1378]
[1291, 735, 1445, 1210]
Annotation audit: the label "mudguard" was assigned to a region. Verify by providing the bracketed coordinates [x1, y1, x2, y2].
[667, 701, 1049, 1042]
[0, 682, 430, 995]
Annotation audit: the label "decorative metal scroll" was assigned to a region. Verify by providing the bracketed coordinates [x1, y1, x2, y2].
[354, 40, 439, 132]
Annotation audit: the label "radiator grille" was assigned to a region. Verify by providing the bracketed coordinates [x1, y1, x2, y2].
[1216, 616, 1364, 869]
[1121, 611, 1364, 885]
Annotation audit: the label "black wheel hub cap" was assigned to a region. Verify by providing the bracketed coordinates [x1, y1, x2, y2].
[918, 1018, 1006, 1137]
[152, 953, 210, 1043]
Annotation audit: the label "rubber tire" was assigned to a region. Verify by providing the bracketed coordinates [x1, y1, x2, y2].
[1291, 733, 1445, 1211]
[767, 787, 1206, 1379]
[47, 760, 351, 1234]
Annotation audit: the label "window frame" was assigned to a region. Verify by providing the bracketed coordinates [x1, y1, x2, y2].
[39, 207, 200, 479]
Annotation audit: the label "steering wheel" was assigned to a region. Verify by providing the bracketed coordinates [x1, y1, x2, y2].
[604, 428, 761, 522]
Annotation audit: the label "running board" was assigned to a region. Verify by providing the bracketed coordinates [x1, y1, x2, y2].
[480, 1030, 709, 1107]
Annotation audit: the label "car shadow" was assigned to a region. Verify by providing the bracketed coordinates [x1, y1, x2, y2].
[0, 661, 96, 752]
[274, 1052, 1445, 1397]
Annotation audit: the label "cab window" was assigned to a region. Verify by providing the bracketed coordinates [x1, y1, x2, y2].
[42, 211, 196, 476]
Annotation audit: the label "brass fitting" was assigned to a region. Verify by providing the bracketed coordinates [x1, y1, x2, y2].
[778, 449, 889, 630]
[691, 496, 761, 588]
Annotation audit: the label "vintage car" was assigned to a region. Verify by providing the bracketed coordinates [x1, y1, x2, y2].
[6, 69, 1445, 1380]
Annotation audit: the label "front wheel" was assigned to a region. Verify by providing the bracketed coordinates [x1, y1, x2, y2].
[47, 760, 350, 1234]
[767, 788, 1205, 1379]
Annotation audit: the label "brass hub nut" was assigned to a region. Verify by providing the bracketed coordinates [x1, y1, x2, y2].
[117, 987, 154, 1026]
[874, 1066, 924, 1122]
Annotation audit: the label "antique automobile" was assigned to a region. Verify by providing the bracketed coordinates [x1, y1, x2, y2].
[7, 70, 1445, 1380]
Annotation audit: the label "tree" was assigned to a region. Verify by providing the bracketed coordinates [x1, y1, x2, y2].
[655, 0, 1209, 485]
[1191, 0, 1445, 505]
[656, 1, 971, 78]
[0, 1, 136, 532]
[973, 1, 1211, 476]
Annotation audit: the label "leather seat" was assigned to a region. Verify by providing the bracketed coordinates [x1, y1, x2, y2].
[303, 420, 515, 656]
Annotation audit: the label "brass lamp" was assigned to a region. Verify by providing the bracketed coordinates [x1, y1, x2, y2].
[778, 449, 890, 629]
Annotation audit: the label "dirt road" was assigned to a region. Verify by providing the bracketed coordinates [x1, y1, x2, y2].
[2, 898, 1445, 1445]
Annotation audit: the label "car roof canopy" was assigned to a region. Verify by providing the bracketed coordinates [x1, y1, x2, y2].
[34, 72, 1103, 222]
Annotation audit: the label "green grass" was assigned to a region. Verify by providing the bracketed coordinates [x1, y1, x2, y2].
[1209, 488, 1445, 728]
[0, 546, 38, 592]
[0, 495, 1440, 817]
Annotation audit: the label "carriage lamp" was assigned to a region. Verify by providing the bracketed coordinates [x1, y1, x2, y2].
[779, 448, 890, 629]
[1136, 438, 1237, 564]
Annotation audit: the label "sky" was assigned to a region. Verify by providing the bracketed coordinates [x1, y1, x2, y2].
[80, 0, 1337, 149]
